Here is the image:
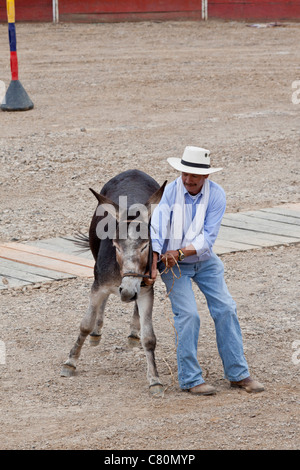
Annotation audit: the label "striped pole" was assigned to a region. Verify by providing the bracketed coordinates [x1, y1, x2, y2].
[1, 0, 34, 111]
[7, 0, 18, 80]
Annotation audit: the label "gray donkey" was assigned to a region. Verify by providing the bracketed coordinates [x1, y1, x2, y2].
[61, 170, 166, 396]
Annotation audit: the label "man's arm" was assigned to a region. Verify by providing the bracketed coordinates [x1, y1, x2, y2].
[161, 184, 226, 267]
[159, 245, 196, 268]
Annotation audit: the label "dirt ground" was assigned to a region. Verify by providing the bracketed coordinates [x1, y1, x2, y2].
[0, 20, 299, 451]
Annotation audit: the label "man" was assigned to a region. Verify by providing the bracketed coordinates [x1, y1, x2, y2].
[149, 146, 264, 395]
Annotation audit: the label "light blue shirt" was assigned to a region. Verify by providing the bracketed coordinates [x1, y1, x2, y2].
[150, 178, 226, 263]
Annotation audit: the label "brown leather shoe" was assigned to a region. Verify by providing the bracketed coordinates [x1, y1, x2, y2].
[187, 383, 217, 396]
[230, 376, 264, 393]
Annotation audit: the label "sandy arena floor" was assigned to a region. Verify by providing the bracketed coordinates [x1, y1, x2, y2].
[0, 19, 299, 450]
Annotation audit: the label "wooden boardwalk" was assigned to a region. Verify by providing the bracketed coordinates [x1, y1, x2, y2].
[0, 203, 299, 290]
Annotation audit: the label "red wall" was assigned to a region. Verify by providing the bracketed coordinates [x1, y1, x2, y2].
[209, 0, 300, 21]
[0, 0, 299, 22]
[0, 0, 52, 22]
[58, 0, 202, 22]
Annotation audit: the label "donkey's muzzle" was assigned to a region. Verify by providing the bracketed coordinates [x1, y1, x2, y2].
[119, 286, 138, 302]
[119, 271, 144, 302]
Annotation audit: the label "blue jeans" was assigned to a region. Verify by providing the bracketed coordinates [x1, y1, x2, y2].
[159, 253, 250, 389]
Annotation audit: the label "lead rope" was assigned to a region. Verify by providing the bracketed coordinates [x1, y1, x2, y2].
[151, 253, 181, 402]
[159, 252, 181, 297]
[123, 246, 182, 401]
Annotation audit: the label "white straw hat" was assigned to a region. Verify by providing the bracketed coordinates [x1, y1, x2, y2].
[167, 146, 223, 175]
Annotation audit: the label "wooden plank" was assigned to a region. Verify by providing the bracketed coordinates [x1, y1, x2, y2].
[1, 202, 298, 291]
[218, 225, 298, 246]
[0, 246, 93, 277]
[27, 237, 93, 259]
[214, 243, 256, 255]
[259, 207, 300, 219]
[245, 210, 300, 226]
[0, 265, 59, 284]
[0, 258, 74, 281]
[2, 243, 94, 268]
[0, 275, 32, 290]
[222, 214, 300, 239]
[214, 245, 234, 255]
[214, 239, 260, 254]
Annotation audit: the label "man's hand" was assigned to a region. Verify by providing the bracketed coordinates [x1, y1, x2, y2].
[142, 274, 155, 286]
[161, 245, 196, 267]
[160, 250, 179, 268]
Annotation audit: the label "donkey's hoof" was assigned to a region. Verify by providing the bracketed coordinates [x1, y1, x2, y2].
[128, 335, 140, 348]
[149, 383, 164, 397]
[89, 334, 102, 346]
[60, 363, 76, 377]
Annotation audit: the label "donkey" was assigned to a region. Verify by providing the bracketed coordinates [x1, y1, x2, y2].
[61, 170, 166, 395]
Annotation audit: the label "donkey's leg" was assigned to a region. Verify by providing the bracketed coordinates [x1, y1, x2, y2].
[89, 294, 109, 346]
[128, 301, 141, 347]
[61, 285, 108, 377]
[136, 287, 163, 396]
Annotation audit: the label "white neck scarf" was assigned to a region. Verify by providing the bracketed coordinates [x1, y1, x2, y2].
[167, 176, 210, 251]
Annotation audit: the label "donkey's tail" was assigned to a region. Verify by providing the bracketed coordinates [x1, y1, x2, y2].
[62, 232, 90, 253]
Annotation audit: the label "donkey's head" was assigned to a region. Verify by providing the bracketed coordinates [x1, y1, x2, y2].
[90, 182, 166, 302]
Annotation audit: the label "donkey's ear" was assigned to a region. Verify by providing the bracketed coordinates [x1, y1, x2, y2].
[145, 180, 167, 213]
[89, 188, 120, 221]
[89, 188, 102, 204]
